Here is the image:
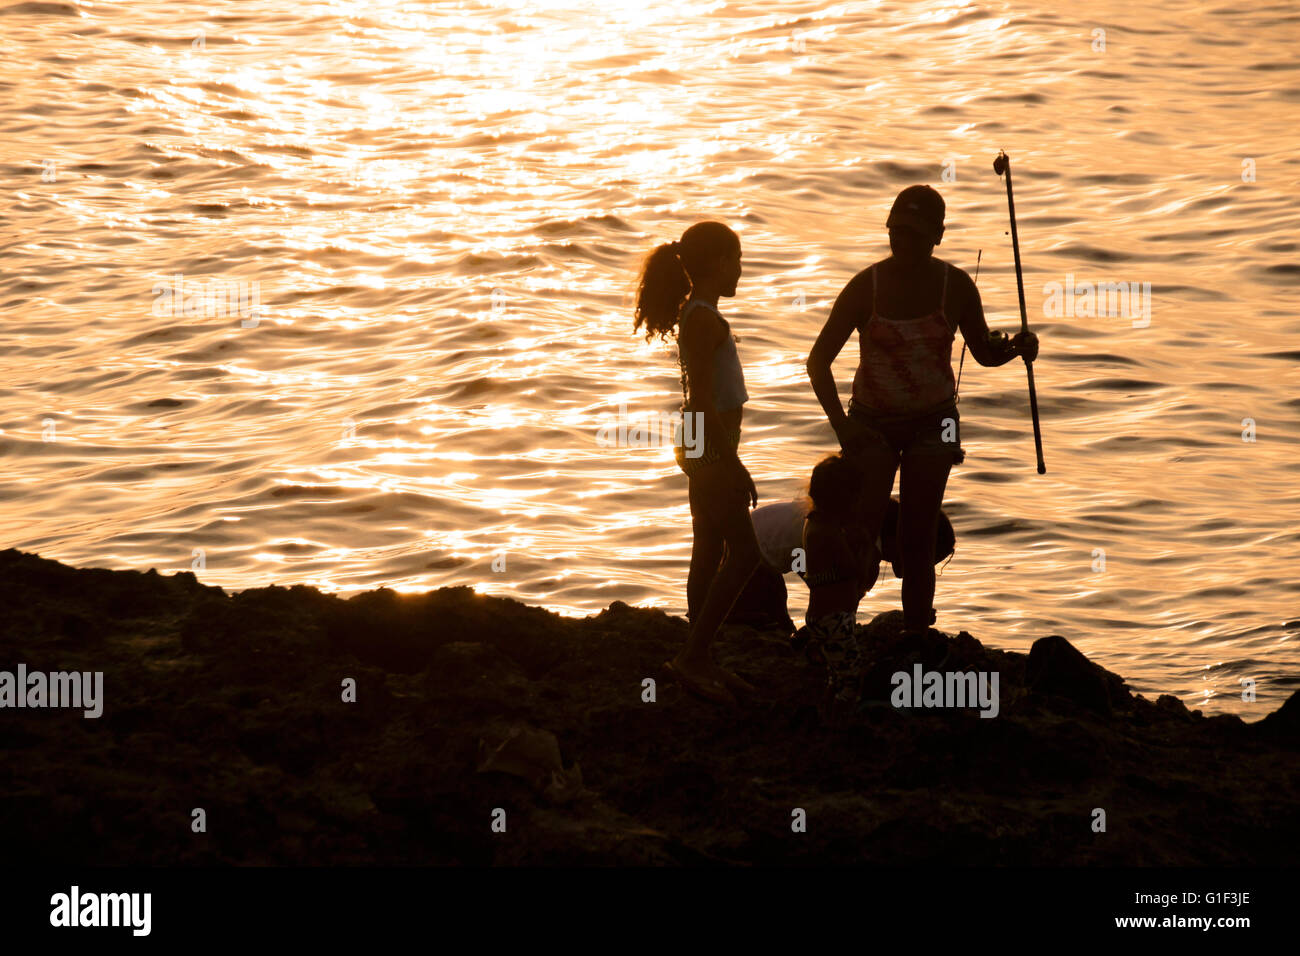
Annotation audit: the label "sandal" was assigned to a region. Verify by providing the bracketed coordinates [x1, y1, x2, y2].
[662, 660, 737, 705]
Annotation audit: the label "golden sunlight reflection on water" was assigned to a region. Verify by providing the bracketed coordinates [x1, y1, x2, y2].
[0, 0, 1297, 714]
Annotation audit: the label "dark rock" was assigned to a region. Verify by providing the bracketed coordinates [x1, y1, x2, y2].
[1258, 689, 1300, 744]
[1156, 694, 1195, 721]
[1027, 634, 1124, 715]
[2, 548, 1298, 866]
[58, 611, 101, 643]
[323, 586, 574, 676]
[424, 641, 531, 708]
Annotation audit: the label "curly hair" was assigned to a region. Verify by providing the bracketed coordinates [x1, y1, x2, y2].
[633, 221, 739, 341]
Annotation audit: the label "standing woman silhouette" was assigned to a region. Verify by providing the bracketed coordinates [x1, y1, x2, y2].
[634, 221, 761, 705]
[806, 186, 1038, 637]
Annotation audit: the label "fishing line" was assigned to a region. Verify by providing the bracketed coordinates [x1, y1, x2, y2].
[953, 248, 980, 406]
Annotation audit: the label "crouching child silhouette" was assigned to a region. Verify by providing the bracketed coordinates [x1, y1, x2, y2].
[794, 453, 874, 719]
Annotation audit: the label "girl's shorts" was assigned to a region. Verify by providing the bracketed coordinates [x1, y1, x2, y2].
[674, 421, 741, 478]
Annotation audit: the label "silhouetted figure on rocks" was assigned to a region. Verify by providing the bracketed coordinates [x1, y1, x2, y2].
[635, 221, 760, 705]
[807, 185, 1038, 638]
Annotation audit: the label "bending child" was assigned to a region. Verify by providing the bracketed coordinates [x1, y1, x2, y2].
[794, 453, 873, 711]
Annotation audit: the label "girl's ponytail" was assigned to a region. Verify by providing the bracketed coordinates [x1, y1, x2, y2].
[633, 221, 740, 341]
[633, 241, 690, 341]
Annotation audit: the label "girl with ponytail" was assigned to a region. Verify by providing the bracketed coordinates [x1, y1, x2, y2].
[634, 221, 762, 705]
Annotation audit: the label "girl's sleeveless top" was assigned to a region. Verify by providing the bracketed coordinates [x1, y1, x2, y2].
[678, 299, 748, 412]
[851, 262, 956, 415]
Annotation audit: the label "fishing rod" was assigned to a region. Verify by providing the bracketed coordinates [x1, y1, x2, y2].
[993, 150, 1046, 475]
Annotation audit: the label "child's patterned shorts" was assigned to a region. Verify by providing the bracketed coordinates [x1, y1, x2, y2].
[791, 610, 862, 702]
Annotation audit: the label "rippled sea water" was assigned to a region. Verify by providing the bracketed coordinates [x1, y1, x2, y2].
[1, 0, 1298, 715]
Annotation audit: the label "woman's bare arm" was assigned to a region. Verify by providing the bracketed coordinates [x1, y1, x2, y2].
[952, 268, 1036, 367]
[807, 269, 871, 435]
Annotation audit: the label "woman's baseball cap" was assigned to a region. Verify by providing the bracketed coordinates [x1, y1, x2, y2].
[886, 185, 945, 244]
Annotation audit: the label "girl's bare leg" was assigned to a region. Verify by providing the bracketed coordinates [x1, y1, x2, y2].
[686, 496, 725, 623]
[675, 465, 762, 679]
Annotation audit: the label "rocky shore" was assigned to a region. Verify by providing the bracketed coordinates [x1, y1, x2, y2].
[1, 548, 1296, 866]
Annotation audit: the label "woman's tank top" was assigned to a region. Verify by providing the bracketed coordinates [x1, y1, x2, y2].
[679, 299, 749, 412]
[851, 262, 956, 415]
